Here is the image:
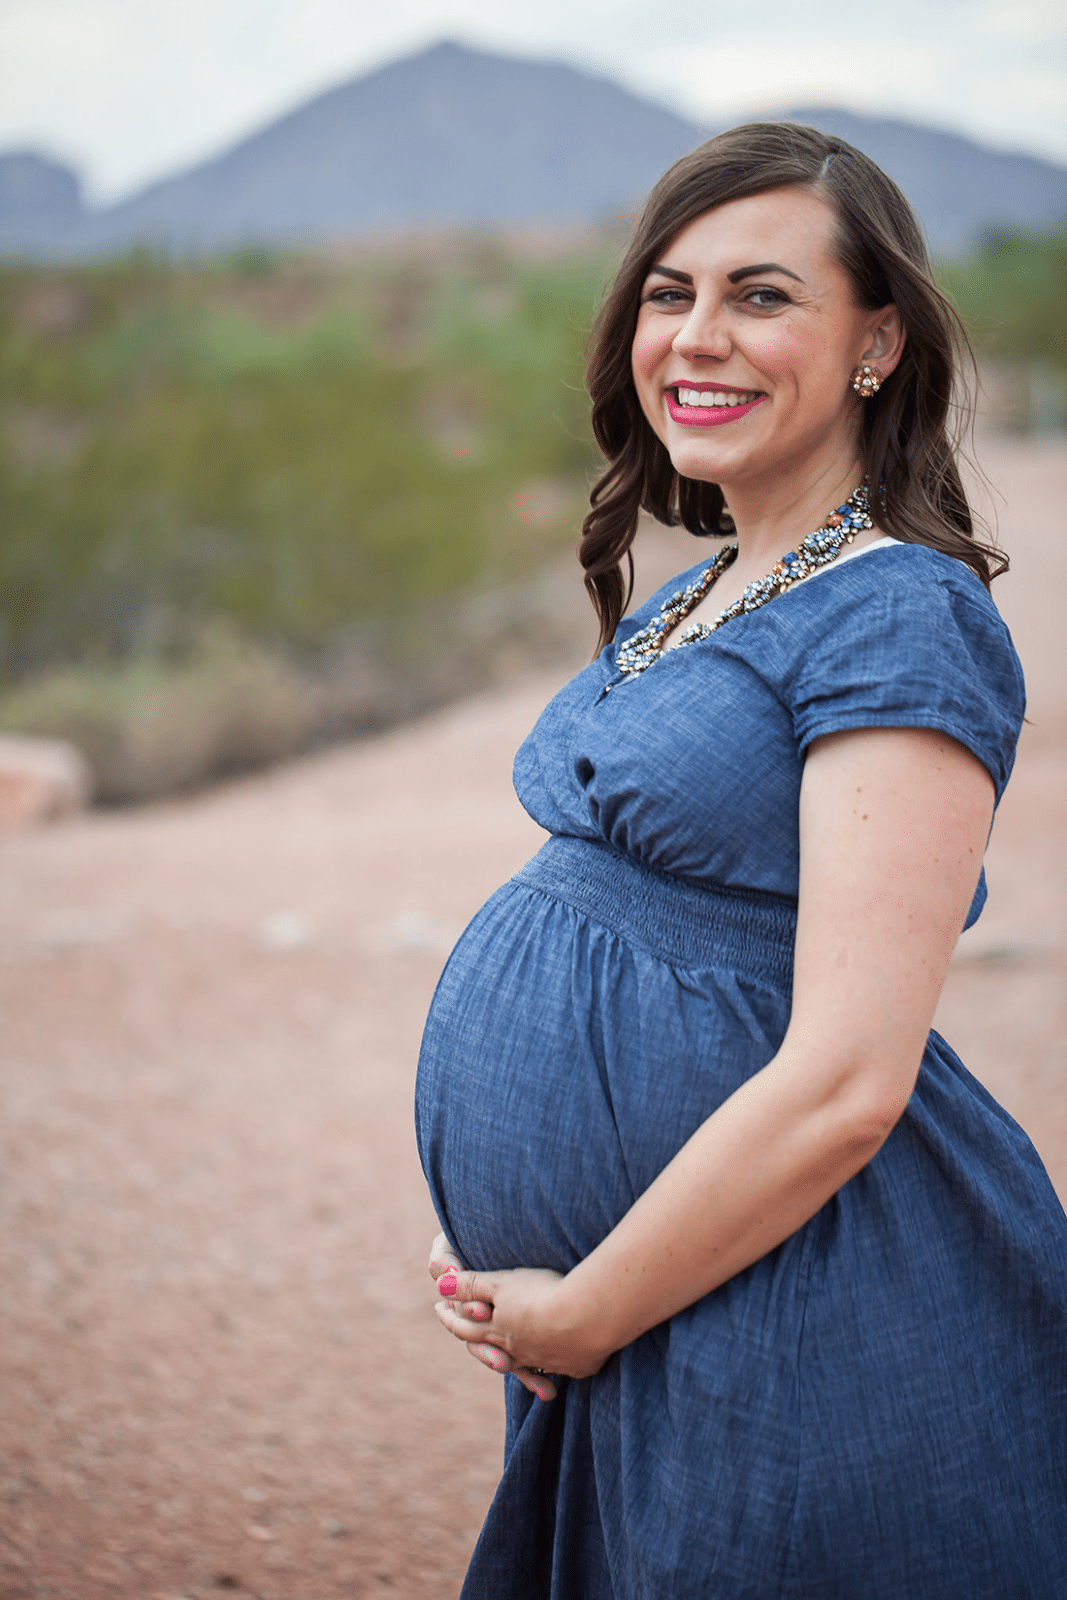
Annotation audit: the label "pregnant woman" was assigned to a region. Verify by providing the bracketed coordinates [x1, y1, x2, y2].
[415, 122, 1067, 1598]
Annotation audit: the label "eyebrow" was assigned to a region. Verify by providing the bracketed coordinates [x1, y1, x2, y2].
[646, 264, 693, 284]
[646, 261, 805, 285]
[727, 262, 804, 284]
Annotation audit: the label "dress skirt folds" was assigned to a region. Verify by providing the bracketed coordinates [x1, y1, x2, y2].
[414, 543, 1067, 1599]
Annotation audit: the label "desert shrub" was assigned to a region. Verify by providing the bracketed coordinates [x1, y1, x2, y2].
[0, 243, 607, 683]
[0, 632, 322, 802]
[938, 228, 1067, 371]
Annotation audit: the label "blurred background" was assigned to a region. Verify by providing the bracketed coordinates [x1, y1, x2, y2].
[0, 4, 1064, 1597]
[1, 4, 1066, 799]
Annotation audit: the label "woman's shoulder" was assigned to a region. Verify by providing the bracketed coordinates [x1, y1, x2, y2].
[866, 537, 999, 600]
[784, 539, 1025, 799]
[806, 537, 1000, 611]
[786, 539, 1019, 666]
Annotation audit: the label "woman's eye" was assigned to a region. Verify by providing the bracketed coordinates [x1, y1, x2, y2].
[743, 286, 790, 309]
[645, 286, 690, 307]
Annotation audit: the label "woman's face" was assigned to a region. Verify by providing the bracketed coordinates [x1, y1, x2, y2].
[630, 186, 895, 493]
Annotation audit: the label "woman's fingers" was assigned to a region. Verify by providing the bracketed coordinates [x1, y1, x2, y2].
[467, 1341, 512, 1376]
[446, 1295, 493, 1321]
[465, 1343, 557, 1403]
[427, 1232, 463, 1282]
[427, 1242, 557, 1400]
[428, 1240, 494, 1318]
[435, 1267, 493, 1316]
[435, 1299, 498, 1344]
[516, 1368, 558, 1402]
[434, 1266, 467, 1298]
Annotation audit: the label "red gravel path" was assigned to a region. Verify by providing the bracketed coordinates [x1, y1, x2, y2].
[1, 441, 1063, 1600]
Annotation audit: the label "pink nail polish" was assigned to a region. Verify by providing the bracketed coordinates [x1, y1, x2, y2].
[438, 1270, 458, 1297]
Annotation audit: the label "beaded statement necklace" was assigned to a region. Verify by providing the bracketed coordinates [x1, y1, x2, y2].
[612, 484, 873, 683]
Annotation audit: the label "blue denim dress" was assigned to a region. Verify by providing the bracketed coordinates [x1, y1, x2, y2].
[415, 543, 1067, 1598]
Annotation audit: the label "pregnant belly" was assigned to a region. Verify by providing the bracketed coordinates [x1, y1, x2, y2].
[414, 875, 791, 1275]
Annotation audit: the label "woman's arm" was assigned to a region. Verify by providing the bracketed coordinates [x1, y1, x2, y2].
[435, 726, 995, 1378]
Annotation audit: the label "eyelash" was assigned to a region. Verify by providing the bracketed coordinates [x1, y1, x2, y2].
[643, 284, 791, 310]
[742, 286, 791, 308]
[645, 286, 690, 306]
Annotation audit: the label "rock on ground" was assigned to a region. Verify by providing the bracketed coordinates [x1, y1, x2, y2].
[0, 733, 89, 828]
[0, 441, 1063, 1600]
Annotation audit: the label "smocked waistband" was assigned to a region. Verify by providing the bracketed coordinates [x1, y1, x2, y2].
[513, 835, 796, 992]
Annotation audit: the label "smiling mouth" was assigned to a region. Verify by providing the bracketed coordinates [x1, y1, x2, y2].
[664, 386, 767, 426]
[671, 386, 764, 408]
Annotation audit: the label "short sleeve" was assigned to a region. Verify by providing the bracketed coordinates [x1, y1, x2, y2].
[790, 548, 1025, 803]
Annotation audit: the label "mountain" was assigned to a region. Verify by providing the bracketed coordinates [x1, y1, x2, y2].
[87, 41, 703, 250]
[0, 151, 87, 255]
[1, 41, 1065, 260]
[0, 43, 704, 261]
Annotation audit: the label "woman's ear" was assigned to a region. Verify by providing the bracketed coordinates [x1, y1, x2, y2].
[862, 305, 905, 380]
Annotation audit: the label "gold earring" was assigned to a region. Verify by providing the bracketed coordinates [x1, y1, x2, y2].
[851, 363, 882, 398]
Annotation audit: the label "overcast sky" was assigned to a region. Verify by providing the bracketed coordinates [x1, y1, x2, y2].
[2, 0, 1064, 203]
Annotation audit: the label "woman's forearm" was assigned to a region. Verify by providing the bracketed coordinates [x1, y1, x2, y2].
[555, 1039, 911, 1364]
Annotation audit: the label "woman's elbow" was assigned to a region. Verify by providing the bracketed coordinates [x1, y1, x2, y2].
[835, 1059, 921, 1160]
[805, 1046, 923, 1169]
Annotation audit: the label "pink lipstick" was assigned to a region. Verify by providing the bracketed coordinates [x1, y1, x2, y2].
[664, 389, 767, 427]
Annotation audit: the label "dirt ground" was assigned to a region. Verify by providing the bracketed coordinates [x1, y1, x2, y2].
[1, 439, 1064, 1600]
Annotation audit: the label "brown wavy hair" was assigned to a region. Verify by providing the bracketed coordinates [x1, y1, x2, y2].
[581, 121, 1004, 650]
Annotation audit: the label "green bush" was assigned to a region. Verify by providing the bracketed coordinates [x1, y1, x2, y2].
[938, 228, 1067, 370]
[0, 244, 609, 683]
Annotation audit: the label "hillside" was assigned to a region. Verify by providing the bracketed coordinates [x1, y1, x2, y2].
[2, 42, 1065, 259]
[1, 43, 703, 257]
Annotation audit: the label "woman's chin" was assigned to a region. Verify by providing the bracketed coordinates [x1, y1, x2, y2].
[667, 441, 746, 486]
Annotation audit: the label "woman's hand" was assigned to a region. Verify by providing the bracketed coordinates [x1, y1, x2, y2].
[434, 1263, 608, 1400]
[428, 1231, 559, 1401]
[428, 1233, 605, 1402]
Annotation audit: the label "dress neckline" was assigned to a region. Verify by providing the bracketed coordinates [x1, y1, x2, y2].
[612, 486, 875, 683]
[798, 533, 900, 585]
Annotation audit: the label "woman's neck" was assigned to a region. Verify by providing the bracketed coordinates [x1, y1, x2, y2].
[721, 455, 868, 577]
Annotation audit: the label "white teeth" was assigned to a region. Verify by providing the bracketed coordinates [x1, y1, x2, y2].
[676, 388, 757, 407]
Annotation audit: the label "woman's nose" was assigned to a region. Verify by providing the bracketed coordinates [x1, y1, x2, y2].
[672, 300, 731, 361]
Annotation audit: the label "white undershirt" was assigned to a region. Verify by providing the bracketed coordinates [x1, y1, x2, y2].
[798, 533, 900, 585]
